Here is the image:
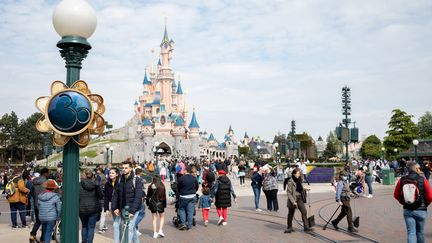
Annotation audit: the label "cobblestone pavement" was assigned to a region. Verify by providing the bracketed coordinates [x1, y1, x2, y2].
[0, 180, 431, 242]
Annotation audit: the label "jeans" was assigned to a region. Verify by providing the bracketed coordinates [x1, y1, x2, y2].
[303, 174, 310, 185]
[135, 204, 146, 229]
[112, 215, 122, 243]
[31, 207, 43, 239]
[403, 209, 428, 243]
[366, 176, 373, 195]
[252, 186, 261, 209]
[41, 220, 56, 243]
[9, 202, 26, 226]
[178, 197, 195, 229]
[80, 213, 99, 243]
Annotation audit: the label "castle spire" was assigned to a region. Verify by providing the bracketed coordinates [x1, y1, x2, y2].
[188, 109, 200, 129]
[176, 81, 183, 94]
[143, 67, 151, 85]
[161, 16, 170, 47]
[150, 49, 155, 75]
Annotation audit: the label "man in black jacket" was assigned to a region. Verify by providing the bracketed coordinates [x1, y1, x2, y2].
[112, 161, 144, 243]
[177, 166, 198, 230]
[29, 168, 49, 242]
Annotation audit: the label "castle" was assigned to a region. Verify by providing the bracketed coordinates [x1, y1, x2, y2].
[125, 23, 238, 162]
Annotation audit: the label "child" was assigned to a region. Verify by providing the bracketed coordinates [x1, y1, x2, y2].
[38, 179, 61, 243]
[198, 186, 212, 226]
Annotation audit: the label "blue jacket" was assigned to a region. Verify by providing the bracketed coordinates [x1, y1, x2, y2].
[111, 172, 144, 214]
[38, 191, 61, 221]
[198, 194, 212, 208]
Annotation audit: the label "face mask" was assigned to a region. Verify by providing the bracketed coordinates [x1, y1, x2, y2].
[341, 176, 347, 180]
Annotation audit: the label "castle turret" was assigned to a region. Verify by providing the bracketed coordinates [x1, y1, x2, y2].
[172, 116, 185, 158]
[140, 117, 154, 162]
[188, 110, 200, 158]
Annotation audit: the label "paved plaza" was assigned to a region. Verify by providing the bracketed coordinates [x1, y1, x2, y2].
[0, 179, 430, 243]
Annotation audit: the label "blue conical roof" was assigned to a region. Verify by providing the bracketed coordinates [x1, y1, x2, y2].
[161, 25, 170, 47]
[208, 133, 216, 141]
[175, 117, 184, 126]
[158, 58, 161, 66]
[143, 71, 151, 85]
[142, 117, 152, 126]
[134, 100, 138, 106]
[176, 81, 183, 94]
[188, 111, 200, 129]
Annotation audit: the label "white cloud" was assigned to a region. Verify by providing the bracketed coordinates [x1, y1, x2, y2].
[1, 0, 431, 143]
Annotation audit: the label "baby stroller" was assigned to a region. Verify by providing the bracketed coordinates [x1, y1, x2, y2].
[171, 182, 197, 227]
[349, 180, 363, 196]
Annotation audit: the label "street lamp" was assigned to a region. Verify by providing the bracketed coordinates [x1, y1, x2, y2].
[277, 151, 281, 165]
[8, 157, 11, 169]
[154, 141, 160, 162]
[257, 145, 261, 158]
[413, 139, 419, 164]
[84, 156, 87, 165]
[381, 147, 385, 162]
[52, 0, 96, 242]
[110, 146, 114, 164]
[105, 144, 110, 164]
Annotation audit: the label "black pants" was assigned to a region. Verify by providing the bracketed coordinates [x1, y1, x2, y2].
[31, 207, 43, 239]
[239, 176, 245, 185]
[263, 189, 279, 211]
[333, 199, 353, 228]
[287, 195, 309, 230]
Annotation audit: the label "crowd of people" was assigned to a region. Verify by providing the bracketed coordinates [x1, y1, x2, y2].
[0, 155, 431, 243]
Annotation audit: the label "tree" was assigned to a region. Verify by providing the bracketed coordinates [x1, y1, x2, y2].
[418, 111, 432, 139]
[383, 109, 418, 156]
[360, 135, 382, 159]
[323, 131, 338, 159]
[0, 111, 19, 163]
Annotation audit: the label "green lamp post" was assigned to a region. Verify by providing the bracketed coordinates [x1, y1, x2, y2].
[52, 0, 97, 242]
[413, 139, 419, 164]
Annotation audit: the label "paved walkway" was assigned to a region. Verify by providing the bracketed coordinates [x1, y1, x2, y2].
[0, 179, 430, 242]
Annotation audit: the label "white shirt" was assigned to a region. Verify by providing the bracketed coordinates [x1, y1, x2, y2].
[299, 163, 307, 175]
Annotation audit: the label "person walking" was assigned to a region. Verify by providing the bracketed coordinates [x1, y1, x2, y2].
[99, 168, 120, 234]
[146, 175, 167, 238]
[112, 161, 144, 243]
[285, 168, 312, 233]
[251, 166, 263, 212]
[134, 167, 147, 236]
[262, 167, 279, 212]
[298, 160, 310, 185]
[365, 161, 374, 198]
[6, 170, 29, 228]
[177, 166, 199, 231]
[29, 168, 49, 242]
[238, 161, 246, 186]
[38, 179, 61, 243]
[394, 162, 432, 243]
[160, 163, 167, 183]
[79, 169, 103, 243]
[198, 186, 212, 226]
[211, 170, 237, 226]
[331, 170, 357, 232]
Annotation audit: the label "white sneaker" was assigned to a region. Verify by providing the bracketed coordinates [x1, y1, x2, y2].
[367, 195, 373, 198]
[218, 216, 224, 225]
[256, 208, 262, 212]
[158, 231, 165, 237]
[136, 230, 142, 236]
[222, 222, 227, 226]
[153, 232, 158, 238]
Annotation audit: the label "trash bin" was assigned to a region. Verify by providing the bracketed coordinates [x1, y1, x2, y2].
[382, 169, 395, 185]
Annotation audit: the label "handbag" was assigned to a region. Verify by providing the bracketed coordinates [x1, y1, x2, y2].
[149, 188, 163, 211]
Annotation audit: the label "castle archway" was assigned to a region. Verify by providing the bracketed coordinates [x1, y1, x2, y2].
[157, 142, 172, 156]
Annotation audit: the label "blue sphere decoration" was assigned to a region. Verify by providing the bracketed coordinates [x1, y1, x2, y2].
[47, 90, 92, 134]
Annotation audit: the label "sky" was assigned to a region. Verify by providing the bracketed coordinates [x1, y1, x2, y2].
[1, 0, 431, 143]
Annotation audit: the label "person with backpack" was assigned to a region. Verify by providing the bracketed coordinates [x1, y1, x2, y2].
[29, 168, 49, 242]
[394, 162, 432, 243]
[79, 169, 103, 243]
[211, 170, 237, 226]
[112, 161, 144, 243]
[38, 179, 61, 243]
[331, 170, 357, 232]
[146, 175, 167, 238]
[6, 170, 30, 228]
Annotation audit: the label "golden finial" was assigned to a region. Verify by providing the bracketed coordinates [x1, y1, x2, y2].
[150, 49, 155, 74]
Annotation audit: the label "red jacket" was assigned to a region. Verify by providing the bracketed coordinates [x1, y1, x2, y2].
[394, 173, 432, 209]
